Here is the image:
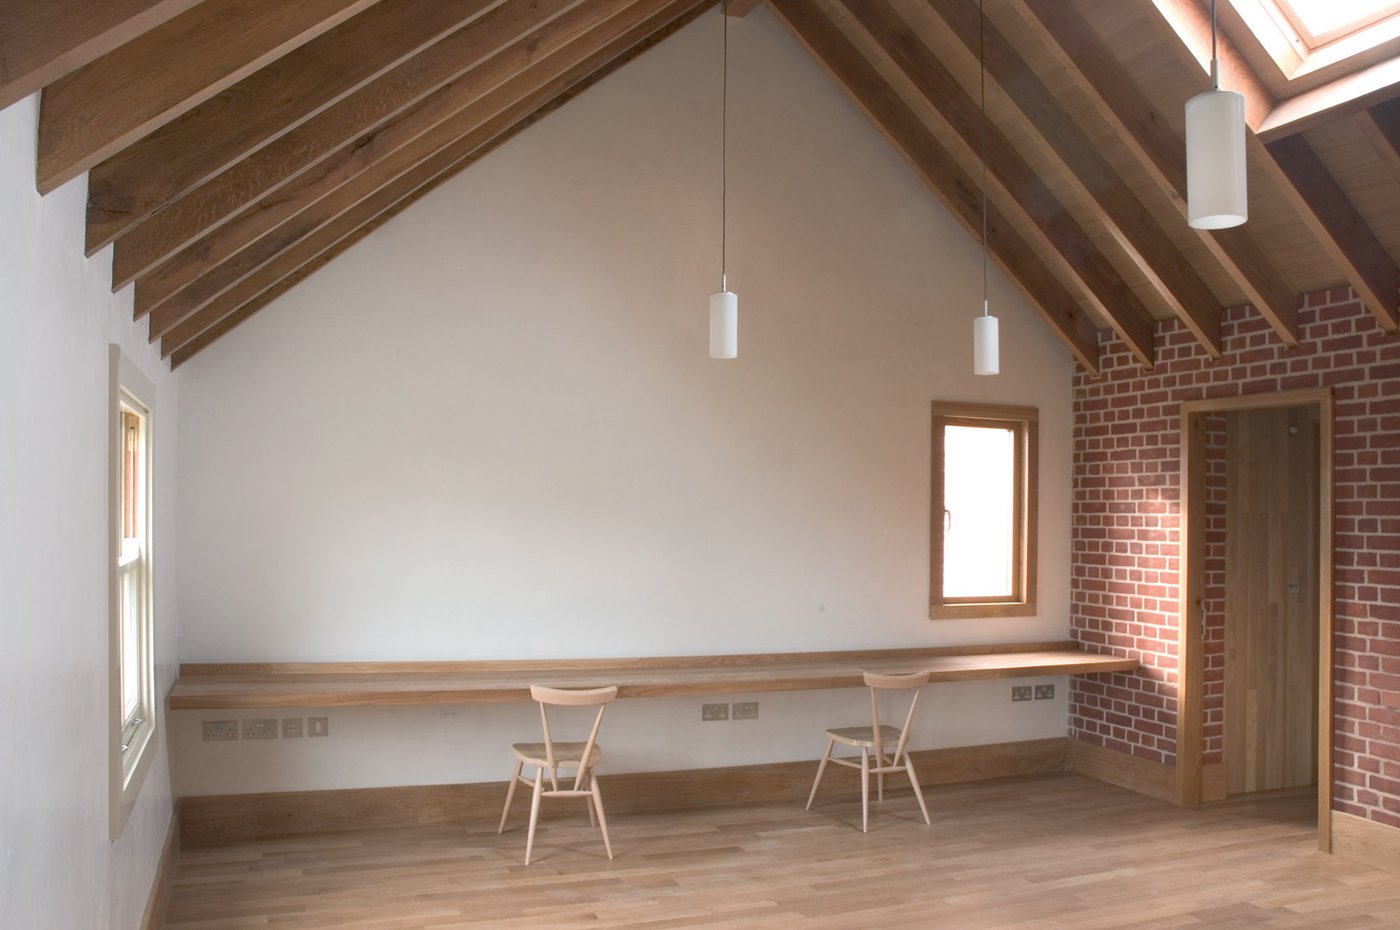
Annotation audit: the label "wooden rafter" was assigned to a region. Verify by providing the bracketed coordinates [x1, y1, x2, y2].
[1358, 100, 1400, 184]
[162, 0, 715, 366]
[0, 0, 203, 112]
[839, 0, 1155, 367]
[35, 0, 379, 194]
[141, 0, 665, 339]
[925, 0, 1224, 358]
[1257, 57, 1400, 142]
[1150, 0, 1400, 331]
[84, 0, 505, 254]
[766, 0, 1101, 374]
[112, 0, 601, 289]
[1010, 0, 1301, 346]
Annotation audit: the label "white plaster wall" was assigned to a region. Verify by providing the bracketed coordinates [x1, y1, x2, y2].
[0, 97, 181, 930]
[175, 7, 1074, 795]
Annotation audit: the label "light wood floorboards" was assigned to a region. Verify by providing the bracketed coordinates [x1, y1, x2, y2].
[163, 773, 1400, 929]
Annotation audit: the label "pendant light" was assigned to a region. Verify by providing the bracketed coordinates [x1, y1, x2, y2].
[972, 0, 999, 376]
[1185, 0, 1247, 229]
[709, 0, 738, 359]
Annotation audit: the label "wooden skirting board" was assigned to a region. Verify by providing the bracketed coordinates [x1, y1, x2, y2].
[168, 641, 1139, 709]
[179, 736, 1073, 846]
[1069, 738, 1178, 804]
[1332, 810, 1400, 875]
[139, 803, 181, 930]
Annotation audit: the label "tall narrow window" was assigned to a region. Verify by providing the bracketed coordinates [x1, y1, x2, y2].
[110, 347, 157, 838]
[930, 402, 1038, 619]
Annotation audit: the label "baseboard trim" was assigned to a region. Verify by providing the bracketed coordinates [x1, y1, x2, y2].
[1332, 810, 1400, 874]
[1069, 739, 1177, 804]
[140, 801, 181, 930]
[180, 736, 1071, 846]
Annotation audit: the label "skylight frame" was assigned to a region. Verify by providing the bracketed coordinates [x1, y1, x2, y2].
[1229, 0, 1400, 81]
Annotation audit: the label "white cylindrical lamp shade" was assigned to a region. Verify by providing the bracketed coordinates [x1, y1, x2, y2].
[973, 310, 999, 376]
[709, 290, 738, 359]
[1185, 88, 1247, 229]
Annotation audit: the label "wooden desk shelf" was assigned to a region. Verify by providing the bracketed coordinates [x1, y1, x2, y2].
[168, 641, 1138, 709]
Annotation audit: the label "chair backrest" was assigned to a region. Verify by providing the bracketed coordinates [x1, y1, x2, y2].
[530, 684, 618, 791]
[862, 670, 929, 765]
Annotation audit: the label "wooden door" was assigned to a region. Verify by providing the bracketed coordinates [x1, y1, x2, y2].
[1223, 405, 1319, 796]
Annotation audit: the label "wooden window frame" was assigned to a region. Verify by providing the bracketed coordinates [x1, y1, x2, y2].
[929, 402, 1038, 620]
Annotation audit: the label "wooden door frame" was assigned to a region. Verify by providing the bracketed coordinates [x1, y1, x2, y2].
[1177, 388, 1334, 852]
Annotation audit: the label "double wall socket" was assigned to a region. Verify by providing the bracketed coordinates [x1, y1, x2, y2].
[701, 703, 730, 721]
[242, 718, 278, 740]
[202, 719, 239, 741]
[732, 702, 759, 720]
[1011, 685, 1034, 702]
[1034, 684, 1056, 701]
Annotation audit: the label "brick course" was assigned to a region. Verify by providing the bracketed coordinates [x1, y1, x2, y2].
[1071, 288, 1400, 829]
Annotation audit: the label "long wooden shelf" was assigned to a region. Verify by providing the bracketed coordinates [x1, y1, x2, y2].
[168, 641, 1138, 709]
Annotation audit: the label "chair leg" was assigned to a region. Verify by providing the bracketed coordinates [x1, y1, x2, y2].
[498, 759, 523, 834]
[583, 768, 596, 827]
[904, 754, 931, 826]
[806, 739, 834, 810]
[860, 748, 870, 833]
[591, 773, 613, 860]
[524, 766, 545, 865]
[878, 768, 885, 804]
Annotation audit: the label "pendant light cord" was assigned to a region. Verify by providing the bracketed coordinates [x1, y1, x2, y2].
[979, 0, 988, 317]
[1209, 0, 1220, 90]
[720, 0, 728, 293]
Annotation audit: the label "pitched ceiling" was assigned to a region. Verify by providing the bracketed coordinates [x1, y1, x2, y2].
[5, 0, 1399, 371]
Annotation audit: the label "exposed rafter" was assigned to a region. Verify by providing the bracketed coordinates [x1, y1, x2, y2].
[838, 0, 1155, 367]
[0, 0, 203, 112]
[1358, 100, 1400, 184]
[1011, 0, 1302, 346]
[1151, 0, 1399, 331]
[162, 0, 714, 365]
[766, 0, 1103, 374]
[84, 0, 506, 253]
[35, 0, 379, 193]
[925, 0, 1223, 358]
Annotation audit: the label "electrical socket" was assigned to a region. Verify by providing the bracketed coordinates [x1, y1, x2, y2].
[308, 716, 329, 737]
[732, 701, 759, 720]
[242, 718, 278, 740]
[1011, 685, 1033, 702]
[1034, 684, 1055, 701]
[701, 703, 730, 721]
[202, 719, 239, 741]
[282, 718, 304, 738]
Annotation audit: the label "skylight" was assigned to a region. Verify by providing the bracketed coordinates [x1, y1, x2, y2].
[1276, 0, 1400, 47]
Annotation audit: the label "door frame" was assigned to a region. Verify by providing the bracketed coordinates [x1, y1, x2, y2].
[1177, 387, 1334, 851]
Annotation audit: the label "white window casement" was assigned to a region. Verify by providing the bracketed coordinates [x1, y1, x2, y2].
[109, 346, 157, 839]
[929, 402, 1039, 620]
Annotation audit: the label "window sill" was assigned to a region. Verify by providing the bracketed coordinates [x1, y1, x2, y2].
[930, 601, 1037, 620]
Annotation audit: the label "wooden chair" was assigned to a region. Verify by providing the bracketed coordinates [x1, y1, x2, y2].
[498, 684, 617, 865]
[805, 670, 932, 832]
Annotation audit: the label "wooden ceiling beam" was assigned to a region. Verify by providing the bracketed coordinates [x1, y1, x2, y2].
[1150, 0, 1399, 330]
[929, 0, 1223, 358]
[840, 0, 1154, 367]
[35, 0, 378, 194]
[1258, 57, 1400, 142]
[84, 0, 505, 254]
[1011, 0, 1300, 346]
[0, 0, 203, 112]
[160, 0, 713, 363]
[1358, 100, 1400, 185]
[117, 0, 619, 297]
[725, 0, 765, 15]
[140, 0, 665, 336]
[767, 0, 1102, 374]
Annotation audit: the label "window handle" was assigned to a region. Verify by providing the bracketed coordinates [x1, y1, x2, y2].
[944, 508, 952, 532]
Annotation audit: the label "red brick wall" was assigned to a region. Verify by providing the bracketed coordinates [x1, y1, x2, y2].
[1070, 288, 1400, 829]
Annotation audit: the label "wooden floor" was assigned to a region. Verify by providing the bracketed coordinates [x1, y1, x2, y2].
[163, 774, 1400, 929]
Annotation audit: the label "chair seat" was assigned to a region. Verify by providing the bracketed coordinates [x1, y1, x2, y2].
[511, 741, 602, 768]
[825, 724, 903, 748]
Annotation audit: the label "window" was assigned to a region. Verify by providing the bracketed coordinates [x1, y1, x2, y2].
[929, 402, 1037, 620]
[109, 347, 157, 839]
[1228, 0, 1400, 82]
